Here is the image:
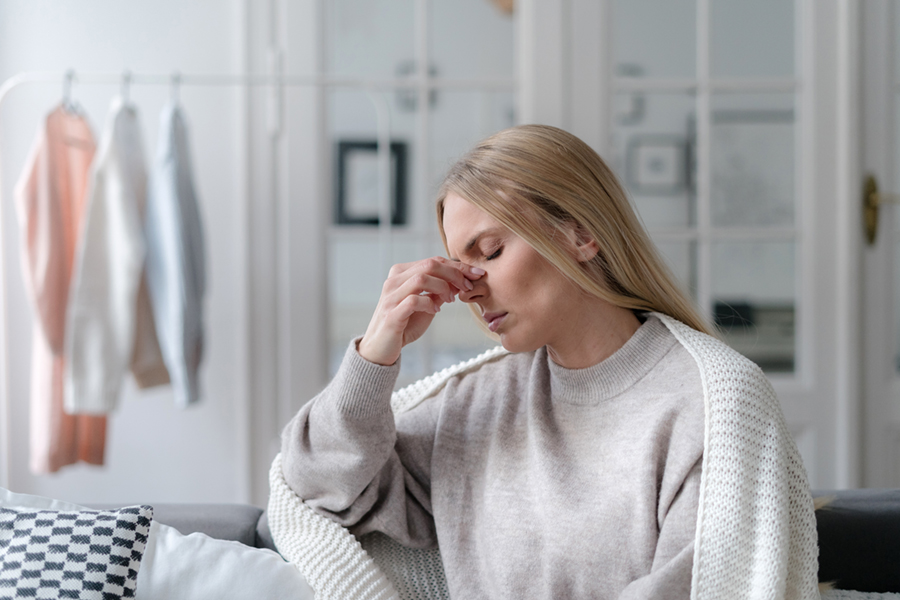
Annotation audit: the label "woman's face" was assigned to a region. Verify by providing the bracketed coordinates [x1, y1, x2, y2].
[442, 192, 587, 355]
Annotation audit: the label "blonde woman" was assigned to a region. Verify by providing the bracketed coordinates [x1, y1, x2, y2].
[278, 125, 819, 599]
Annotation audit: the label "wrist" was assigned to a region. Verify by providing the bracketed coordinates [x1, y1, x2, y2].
[357, 337, 397, 366]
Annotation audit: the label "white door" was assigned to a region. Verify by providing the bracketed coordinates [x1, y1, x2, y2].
[861, 0, 900, 487]
[520, 0, 860, 490]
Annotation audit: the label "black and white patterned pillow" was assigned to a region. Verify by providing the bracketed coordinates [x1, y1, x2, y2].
[0, 504, 153, 599]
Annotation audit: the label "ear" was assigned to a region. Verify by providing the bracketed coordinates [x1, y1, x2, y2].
[562, 222, 599, 263]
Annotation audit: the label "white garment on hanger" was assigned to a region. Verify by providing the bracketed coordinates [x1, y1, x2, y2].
[65, 96, 167, 414]
[145, 102, 206, 407]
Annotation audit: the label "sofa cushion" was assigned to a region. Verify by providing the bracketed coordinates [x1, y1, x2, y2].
[815, 489, 900, 593]
[90, 503, 263, 547]
[1, 489, 314, 600]
[0, 504, 152, 599]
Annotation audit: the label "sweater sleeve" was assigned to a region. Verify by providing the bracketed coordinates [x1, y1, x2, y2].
[616, 455, 702, 600]
[280, 339, 440, 549]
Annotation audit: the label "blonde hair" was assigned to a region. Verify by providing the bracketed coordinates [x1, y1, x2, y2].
[436, 124, 713, 336]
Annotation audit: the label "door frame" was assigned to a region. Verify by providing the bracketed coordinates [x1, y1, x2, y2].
[861, 0, 900, 488]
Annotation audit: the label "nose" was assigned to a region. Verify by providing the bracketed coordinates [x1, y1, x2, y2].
[458, 277, 486, 303]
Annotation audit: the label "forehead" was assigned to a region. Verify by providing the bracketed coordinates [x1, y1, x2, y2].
[442, 193, 505, 246]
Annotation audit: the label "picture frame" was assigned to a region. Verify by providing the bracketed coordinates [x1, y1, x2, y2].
[625, 134, 689, 196]
[335, 140, 407, 226]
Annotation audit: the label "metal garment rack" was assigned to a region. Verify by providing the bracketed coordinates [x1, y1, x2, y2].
[0, 69, 515, 489]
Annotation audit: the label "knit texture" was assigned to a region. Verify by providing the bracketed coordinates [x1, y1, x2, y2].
[656, 314, 819, 599]
[820, 593, 900, 600]
[268, 314, 819, 600]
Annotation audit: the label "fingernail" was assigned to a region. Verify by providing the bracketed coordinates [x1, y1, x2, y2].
[465, 279, 473, 290]
[470, 267, 486, 275]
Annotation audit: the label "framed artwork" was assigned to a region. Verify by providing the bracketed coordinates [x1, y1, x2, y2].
[335, 140, 408, 226]
[625, 134, 689, 195]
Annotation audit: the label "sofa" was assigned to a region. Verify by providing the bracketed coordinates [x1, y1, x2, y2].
[89, 502, 279, 553]
[815, 488, 900, 593]
[132, 488, 900, 595]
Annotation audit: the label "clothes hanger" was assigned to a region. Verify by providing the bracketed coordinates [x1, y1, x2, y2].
[62, 69, 80, 115]
[121, 69, 132, 104]
[171, 71, 181, 107]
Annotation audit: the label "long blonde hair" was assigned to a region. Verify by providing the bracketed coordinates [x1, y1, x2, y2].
[436, 124, 713, 336]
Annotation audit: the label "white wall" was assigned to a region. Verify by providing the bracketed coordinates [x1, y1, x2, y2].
[0, 0, 250, 504]
[0, 0, 515, 508]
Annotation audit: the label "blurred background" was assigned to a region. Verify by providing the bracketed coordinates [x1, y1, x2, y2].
[0, 0, 894, 506]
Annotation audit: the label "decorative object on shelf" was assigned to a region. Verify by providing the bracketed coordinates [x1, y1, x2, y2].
[626, 134, 689, 195]
[335, 140, 407, 226]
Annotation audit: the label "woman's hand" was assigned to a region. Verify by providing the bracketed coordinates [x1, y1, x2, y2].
[358, 257, 485, 366]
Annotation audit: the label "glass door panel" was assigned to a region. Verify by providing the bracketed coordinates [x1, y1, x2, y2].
[325, 0, 515, 386]
[656, 241, 698, 300]
[431, 0, 514, 79]
[613, 0, 697, 79]
[710, 0, 796, 78]
[326, 0, 416, 78]
[710, 93, 796, 227]
[429, 90, 516, 193]
[612, 0, 800, 375]
[712, 241, 796, 372]
[611, 92, 696, 228]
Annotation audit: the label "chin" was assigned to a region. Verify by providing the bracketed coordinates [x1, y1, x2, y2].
[497, 333, 541, 355]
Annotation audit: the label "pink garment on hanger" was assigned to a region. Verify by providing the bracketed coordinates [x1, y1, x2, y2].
[15, 106, 106, 474]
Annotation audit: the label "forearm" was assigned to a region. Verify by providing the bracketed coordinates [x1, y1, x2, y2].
[280, 339, 437, 546]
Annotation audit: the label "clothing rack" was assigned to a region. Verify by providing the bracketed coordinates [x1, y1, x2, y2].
[0, 69, 516, 490]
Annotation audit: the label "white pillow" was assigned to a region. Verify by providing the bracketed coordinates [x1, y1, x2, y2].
[0, 488, 314, 600]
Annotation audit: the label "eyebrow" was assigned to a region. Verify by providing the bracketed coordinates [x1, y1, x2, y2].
[450, 228, 503, 261]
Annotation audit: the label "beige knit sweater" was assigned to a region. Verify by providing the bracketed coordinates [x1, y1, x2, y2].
[268, 313, 820, 600]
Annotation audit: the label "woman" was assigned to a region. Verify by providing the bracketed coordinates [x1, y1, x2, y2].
[278, 125, 818, 599]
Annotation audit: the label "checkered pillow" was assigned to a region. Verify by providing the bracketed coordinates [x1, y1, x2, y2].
[0, 504, 153, 599]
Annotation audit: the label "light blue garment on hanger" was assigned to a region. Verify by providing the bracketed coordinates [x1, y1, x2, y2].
[145, 102, 206, 407]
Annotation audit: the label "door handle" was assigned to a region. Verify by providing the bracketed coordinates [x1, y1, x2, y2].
[863, 173, 900, 245]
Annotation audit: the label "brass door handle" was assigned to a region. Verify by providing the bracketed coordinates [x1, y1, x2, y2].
[863, 174, 900, 245]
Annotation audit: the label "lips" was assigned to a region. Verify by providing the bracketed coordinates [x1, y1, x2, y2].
[483, 311, 507, 333]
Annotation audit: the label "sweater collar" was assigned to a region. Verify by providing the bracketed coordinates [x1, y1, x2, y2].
[547, 315, 677, 405]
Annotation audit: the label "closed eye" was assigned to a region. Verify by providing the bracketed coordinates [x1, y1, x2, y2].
[486, 248, 502, 261]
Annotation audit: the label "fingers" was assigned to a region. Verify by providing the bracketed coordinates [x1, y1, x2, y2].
[387, 256, 484, 299]
[395, 273, 457, 305]
[398, 292, 441, 317]
[360, 256, 485, 366]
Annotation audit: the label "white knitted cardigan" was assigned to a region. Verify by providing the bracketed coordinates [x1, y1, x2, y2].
[267, 314, 820, 600]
